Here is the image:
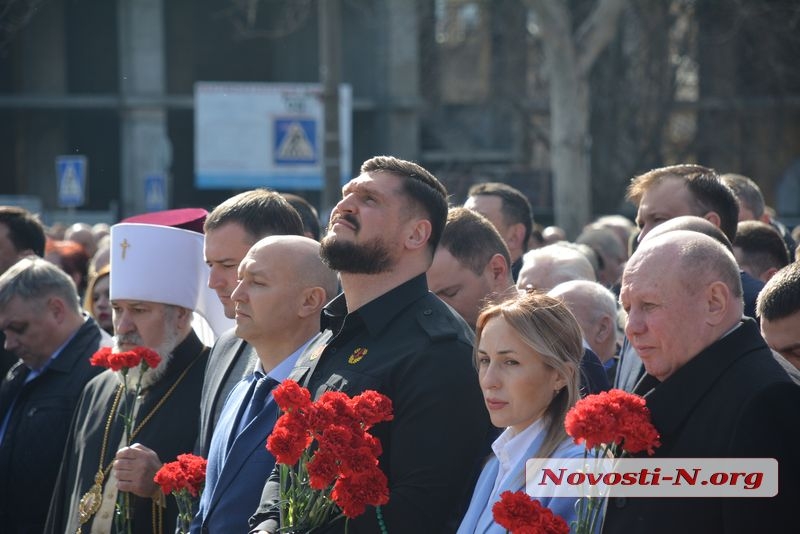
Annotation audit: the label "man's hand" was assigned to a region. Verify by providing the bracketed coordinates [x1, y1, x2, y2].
[114, 443, 162, 498]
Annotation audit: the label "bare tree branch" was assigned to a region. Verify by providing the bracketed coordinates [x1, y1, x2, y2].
[576, 0, 628, 74]
[526, 0, 573, 56]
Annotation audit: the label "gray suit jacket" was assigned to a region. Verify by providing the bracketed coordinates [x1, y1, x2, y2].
[196, 328, 257, 456]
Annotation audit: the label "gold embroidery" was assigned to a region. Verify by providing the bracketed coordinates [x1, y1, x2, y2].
[348, 347, 368, 365]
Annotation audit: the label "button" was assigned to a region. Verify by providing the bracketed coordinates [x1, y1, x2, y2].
[423, 309, 432, 316]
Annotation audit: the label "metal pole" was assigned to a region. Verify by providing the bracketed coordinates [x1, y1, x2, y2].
[319, 0, 342, 216]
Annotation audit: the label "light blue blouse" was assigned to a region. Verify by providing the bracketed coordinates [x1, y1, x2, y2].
[457, 419, 597, 534]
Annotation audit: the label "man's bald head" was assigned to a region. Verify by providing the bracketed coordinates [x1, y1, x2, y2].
[517, 243, 596, 291]
[621, 231, 743, 381]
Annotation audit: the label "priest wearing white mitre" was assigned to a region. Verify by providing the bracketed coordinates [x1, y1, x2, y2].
[45, 211, 226, 534]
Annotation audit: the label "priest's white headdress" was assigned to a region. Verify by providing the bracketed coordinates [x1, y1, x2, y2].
[109, 209, 232, 343]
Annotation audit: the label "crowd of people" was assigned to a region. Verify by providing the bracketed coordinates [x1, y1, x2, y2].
[0, 156, 798, 533]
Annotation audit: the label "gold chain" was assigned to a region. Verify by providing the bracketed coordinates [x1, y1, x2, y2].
[76, 347, 206, 533]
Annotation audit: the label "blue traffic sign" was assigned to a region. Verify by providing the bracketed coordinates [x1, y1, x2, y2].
[144, 174, 167, 211]
[274, 118, 317, 165]
[56, 156, 87, 208]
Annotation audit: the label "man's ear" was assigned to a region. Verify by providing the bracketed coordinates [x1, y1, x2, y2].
[405, 219, 432, 251]
[760, 267, 779, 283]
[703, 211, 722, 230]
[485, 253, 510, 284]
[705, 281, 730, 326]
[298, 287, 327, 318]
[175, 306, 193, 329]
[47, 297, 67, 323]
[595, 314, 614, 345]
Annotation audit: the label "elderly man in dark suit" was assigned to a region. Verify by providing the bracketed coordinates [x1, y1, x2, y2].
[0, 257, 106, 532]
[604, 230, 800, 533]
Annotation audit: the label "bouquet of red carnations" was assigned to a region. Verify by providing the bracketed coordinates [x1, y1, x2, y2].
[266, 379, 393, 532]
[154, 453, 208, 534]
[564, 389, 661, 534]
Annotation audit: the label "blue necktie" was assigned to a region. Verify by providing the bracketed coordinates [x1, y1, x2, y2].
[236, 374, 278, 436]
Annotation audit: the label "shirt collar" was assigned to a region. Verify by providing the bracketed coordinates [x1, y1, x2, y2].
[491, 418, 546, 470]
[253, 336, 316, 384]
[320, 274, 430, 337]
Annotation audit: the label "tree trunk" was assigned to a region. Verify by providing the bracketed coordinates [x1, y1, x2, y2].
[528, 0, 627, 239]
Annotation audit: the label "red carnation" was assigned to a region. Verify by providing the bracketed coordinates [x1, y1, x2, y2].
[133, 346, 162, 370]
[492, 491, 569, 534]
[106, 350, 141, 371]
[89, 347, 112, 368]
[176, 453, 207, 497]
[154, 453, 207, 497]
[273, 379, 312, 413]
[306, 448, 339, 490]
[349, 390, 394, 428]
[267, 424, 310, 466]
[565, 389, 661, 455]
[317, 390, 360, 431]
[330, 467, 389, 518]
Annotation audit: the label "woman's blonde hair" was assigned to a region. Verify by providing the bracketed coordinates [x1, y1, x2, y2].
[475, 291, 583, 459]
[83, 263, 110, 317]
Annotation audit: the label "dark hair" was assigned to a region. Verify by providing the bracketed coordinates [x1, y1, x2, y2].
[734, 221, 790, 279]
[282, 193, 322, 241]
[204, 189, 304, 242]
[361, 156, 448, 253]
[439, 207, 512, 276]
[627, 164, 739, 242]
[757, 261, 800, 321]
[468, 182, 534, 250]
[0, 206, 46, 257]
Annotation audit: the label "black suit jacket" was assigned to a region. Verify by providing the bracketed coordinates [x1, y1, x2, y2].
[603, 319, 800, 533]
[196, 328, 257, 457]
[0, 317, 104, 533]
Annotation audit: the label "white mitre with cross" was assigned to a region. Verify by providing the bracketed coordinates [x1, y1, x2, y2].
[109, 217, 232, 345]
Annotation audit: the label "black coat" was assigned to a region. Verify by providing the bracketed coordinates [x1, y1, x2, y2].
[603, 319, 800, 533]
[0, 317, 105, 534]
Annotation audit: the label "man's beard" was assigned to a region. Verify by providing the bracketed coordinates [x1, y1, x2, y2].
[112, 323, 183, 389]
[320, 234, 394, 274]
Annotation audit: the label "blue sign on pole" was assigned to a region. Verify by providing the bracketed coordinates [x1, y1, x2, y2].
[273, 118, 318, 165]
[55, 156, 87, 208]
[144, 174, 167, 211]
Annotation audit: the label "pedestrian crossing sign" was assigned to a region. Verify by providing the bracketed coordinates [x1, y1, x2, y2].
[56, 155, 87, 208]
[274, 118, 317, 165]
[144, 174, 167, 211]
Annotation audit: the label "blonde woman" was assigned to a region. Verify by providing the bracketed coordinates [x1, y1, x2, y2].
[458, 292, 595, 533]
[83, 264, 112, 334]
